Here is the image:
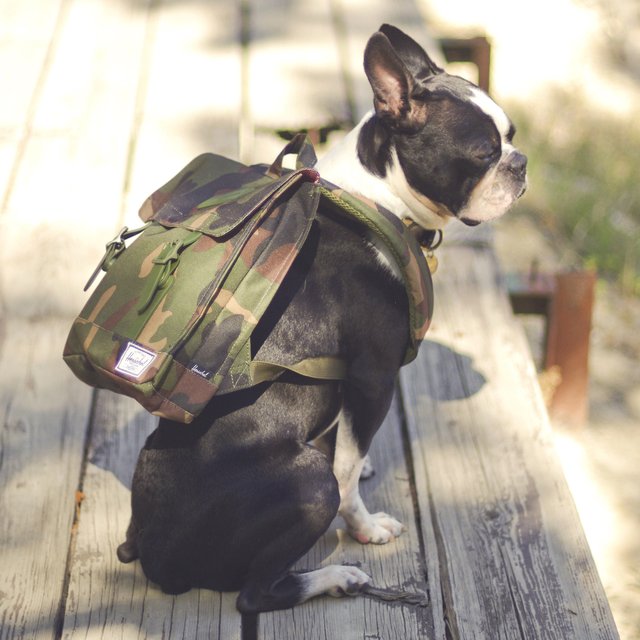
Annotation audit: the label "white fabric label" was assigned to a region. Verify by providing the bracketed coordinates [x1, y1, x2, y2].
[115, 342, 157, 378]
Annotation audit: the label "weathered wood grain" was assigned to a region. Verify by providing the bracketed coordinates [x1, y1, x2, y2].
[0, 0, 65, 208]
[59, 4, 246, 633]
[0, 319, 93, 640]
[399, 245, 620, 640]
[0, 0, 149, 637]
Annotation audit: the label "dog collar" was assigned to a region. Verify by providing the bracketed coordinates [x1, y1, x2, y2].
[403, 219, 443, 274]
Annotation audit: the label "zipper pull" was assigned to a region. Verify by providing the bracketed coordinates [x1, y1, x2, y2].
[137, 230, 201, 314]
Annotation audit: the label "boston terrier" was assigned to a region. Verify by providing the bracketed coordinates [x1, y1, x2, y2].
[117, 24, 527, 615]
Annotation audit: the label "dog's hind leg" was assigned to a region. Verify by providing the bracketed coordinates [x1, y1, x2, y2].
[238, 563, 371, 613]
[236, 444, 370, 613]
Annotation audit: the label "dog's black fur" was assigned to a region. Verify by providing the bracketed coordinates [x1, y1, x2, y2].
[118, 24, 526, 614]
[118, 209, 408, 611]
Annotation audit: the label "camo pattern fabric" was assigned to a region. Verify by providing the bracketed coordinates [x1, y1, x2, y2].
[63, 138, 433, 423]
[64, 154, 320, 422]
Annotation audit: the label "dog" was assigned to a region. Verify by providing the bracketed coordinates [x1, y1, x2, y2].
[117, 24, 527, 614]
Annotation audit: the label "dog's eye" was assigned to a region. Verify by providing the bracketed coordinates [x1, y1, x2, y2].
[474, 142, 500, 162]
[506, 124, 516, 142]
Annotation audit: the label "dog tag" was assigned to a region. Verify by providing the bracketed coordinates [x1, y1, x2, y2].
[426, 251, 438, 274]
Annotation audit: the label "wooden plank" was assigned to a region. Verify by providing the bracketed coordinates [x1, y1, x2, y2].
[1, 0, 144, 636]
[3, 0, 149, 221]
[0, 0, 66, 205]
[0, 0, 65, 127]
[0, 318, 93, 640]
[120, 0, 243, 225]
[399, 245, 620, 639]
[260, 395, 433, 639]
[61, 2, 245, 637]
[0, 0, 152, 319]
[61, 392, 242, 640]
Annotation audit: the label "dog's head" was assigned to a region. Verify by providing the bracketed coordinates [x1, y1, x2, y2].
[358, 24, 527, 229]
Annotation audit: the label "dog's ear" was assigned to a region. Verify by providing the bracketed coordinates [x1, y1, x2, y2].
[378, 24, 443, 79]
[364, 32, 428, 132]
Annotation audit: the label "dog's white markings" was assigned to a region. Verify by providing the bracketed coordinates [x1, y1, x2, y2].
[332, 410, 405, 544]
[316, 113, 412, 219]
[459, 168, 513, 222]
[470, 87, 511, 139]
[386, 149, 450, 229]
[301, 565, 371, 601]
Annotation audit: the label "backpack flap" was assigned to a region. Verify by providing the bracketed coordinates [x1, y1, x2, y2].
[140, 151, 319, 239]
[64, 150, 321, 423]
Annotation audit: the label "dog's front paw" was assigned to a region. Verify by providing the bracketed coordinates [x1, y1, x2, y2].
[348, 512, 404, 545]
[325, 565, 371, 598]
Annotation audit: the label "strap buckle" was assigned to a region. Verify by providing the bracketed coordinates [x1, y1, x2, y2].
[84, 224, 150, 291]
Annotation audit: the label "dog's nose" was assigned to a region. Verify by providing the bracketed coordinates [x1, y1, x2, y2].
[507, 151, 527, 178]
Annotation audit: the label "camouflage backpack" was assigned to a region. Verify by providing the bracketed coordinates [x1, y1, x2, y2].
[63, 135, 433, 423]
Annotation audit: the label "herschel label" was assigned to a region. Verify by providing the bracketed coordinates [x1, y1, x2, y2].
[115, 342, 157, 378]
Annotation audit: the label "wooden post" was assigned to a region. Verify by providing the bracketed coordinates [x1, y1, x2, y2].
[439, 36, 492, 93]
[545, 270, 597, 428]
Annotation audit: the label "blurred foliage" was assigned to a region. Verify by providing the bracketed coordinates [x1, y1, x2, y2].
[508, 88, 640, 294]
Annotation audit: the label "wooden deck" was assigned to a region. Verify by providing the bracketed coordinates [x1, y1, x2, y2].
[0, 0, 620, 638]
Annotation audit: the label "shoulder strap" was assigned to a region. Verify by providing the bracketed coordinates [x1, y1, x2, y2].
[318, 183, 434, 364]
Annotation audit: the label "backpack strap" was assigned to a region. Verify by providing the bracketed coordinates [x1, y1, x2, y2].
[249, 356, 348, 385]
[317, 184, 434, 364]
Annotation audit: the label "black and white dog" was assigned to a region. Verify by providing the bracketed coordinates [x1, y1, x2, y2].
[118, 24, 527, 614]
